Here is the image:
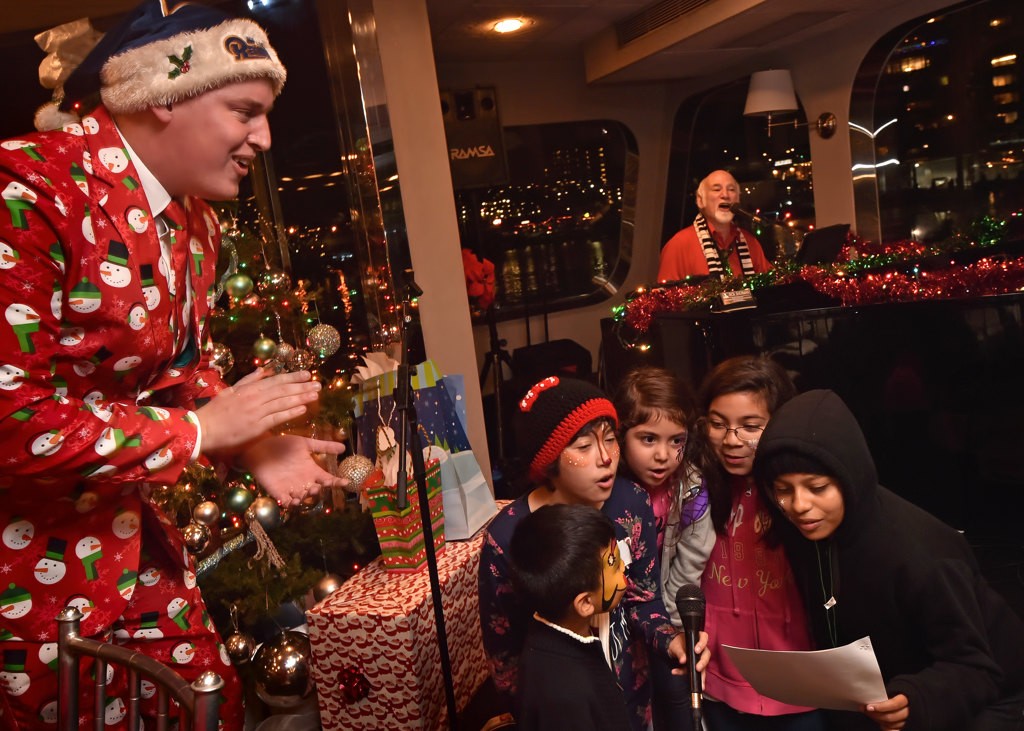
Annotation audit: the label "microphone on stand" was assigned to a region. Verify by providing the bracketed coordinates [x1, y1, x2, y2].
[729, 202, 763, 224]
[675, 583, 706, 729]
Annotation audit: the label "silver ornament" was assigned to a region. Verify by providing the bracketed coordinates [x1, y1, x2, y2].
[313, 573, 343, 602]
[306, 324, 341, 359]
[337, 455, 375, 493]
[181, 522, 212, 554]
[258, 268, 292, 295]
[246, 496, 282, 531]
[192, 500, 220, 526]
[208, 342, 235, 376]
[252, 631, 313, 709]
[225, 631, 256, 664]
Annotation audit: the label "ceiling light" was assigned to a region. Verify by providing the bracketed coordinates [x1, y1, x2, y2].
[493, 18, 525, 34]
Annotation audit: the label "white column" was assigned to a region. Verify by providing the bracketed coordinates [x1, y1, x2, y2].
[371, 0, 493, 484]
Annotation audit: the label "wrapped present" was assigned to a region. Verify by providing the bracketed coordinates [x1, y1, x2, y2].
[353, 359, 471, 456]
[364, 458, 445, 573]
[306, 529, 493, 730]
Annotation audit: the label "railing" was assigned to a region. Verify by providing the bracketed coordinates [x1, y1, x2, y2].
[56, 606, 222, 731]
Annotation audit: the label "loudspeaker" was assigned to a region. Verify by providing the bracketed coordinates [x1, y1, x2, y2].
[440, 87, 509, 189]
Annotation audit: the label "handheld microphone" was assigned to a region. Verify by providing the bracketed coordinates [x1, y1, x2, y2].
[729, 202, 763, 224]
[675, 583, 706, 727]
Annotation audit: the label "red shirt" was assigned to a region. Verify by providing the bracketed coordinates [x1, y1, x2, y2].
[657, 223, 770, 282]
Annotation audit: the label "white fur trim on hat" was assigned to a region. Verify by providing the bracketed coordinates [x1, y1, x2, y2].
[100, 18, 286, 114]
[34, 102, 83, 132]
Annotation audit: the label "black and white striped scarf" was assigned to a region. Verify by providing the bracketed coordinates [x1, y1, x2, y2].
[694, 213, 755, 279]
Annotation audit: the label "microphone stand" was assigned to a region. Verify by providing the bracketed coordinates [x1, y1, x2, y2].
[393, 269, 459, 730]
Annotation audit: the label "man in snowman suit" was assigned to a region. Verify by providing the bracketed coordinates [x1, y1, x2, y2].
[0, 1, 348, 728]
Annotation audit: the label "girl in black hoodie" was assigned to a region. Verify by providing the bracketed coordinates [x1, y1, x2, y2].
[754, 389, 1024, 731]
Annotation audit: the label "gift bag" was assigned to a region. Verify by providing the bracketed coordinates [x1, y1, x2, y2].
[363, 458, 445, 573]
[426, 446, 497, 540]
[353, 360, 471, 457]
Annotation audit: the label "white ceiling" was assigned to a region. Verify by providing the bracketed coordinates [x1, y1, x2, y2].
[425, 0, 958, 85]
[2, 0, 957, 85]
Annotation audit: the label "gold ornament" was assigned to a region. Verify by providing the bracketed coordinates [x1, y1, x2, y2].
[287, 348, 316, 372]
[224, 483, 255, 514]
[225, 272, 254, 299]
[312, 573, 343, 602]
[246, 496, 282, 531]
[192, 500, 220, 526]
[306, 324, 341, 359]
[252, 336, 278, 361]
[275, 341, 295, 363]
[181, 522, 212, 554]
[337, 454, 375, 493]
[209, 342, 234, 376]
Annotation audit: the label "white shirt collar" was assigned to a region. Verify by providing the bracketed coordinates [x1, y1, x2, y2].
[116, 127, 172, 218]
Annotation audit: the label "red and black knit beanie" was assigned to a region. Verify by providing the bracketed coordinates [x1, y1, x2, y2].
[516, 376, 618, 481]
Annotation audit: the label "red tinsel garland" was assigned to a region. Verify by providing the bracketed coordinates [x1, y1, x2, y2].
[622, 251, 1024, 335]
[801, 256, 1024, 307]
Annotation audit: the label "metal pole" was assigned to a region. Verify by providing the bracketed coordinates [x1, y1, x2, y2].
[190, 671, 224, 731]
[394, 271, 459, 729]
[56, 607, 82, 731]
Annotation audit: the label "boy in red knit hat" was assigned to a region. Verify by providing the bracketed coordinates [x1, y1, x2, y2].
[478, 376, 709, 730]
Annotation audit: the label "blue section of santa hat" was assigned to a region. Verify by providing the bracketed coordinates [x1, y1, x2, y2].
[59, 0, 286, 115]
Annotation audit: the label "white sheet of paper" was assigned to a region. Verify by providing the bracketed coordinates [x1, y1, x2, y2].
[723, 636, 888, 711]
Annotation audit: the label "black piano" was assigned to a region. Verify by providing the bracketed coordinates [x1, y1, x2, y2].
[604, 285, 1024, 583]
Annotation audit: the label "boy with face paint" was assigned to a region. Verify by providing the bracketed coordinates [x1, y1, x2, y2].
[509, 504, 631, 730]
[479, 377, 710, 731]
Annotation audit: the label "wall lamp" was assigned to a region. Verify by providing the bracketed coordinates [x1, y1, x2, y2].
[744, 69, 837, 139]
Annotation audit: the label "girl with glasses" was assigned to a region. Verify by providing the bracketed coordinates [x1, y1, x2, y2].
[690, 356, 825, 731]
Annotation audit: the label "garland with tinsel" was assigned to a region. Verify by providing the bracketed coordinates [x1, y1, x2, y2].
[616, 217, 1022, 340]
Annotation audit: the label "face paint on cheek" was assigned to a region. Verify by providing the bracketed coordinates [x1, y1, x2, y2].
[562, 452, 588, 469]
[599, 541, 628, 612]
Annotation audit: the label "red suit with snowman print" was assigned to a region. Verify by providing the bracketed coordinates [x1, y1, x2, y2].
[0, 108, 241, 729]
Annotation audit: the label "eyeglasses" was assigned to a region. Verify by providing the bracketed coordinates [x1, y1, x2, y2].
[702, 418, 765, 443]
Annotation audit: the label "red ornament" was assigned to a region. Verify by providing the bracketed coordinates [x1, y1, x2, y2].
[337, 667, 370, 704]
[461, 248, 496, 311]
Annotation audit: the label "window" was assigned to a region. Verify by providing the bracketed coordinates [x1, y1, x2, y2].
[663, 81, 814, 263]
[856, 0, 1024, 244]
[452, 121, 637, 320]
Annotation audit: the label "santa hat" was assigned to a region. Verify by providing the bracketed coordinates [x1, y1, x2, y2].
[40, 0, 286, 124]
[516, 377, 618, 481]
